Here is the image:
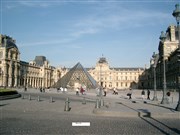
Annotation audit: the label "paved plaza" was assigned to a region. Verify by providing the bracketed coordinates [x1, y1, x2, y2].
[0, 88, 180, 135]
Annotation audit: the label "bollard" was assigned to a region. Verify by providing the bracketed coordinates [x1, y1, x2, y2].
[100, 98, 104, 107]
[64, 98, 70, 111]
[172, 97, 173, 103]
[37, 96, 40, 102]
[95, 99, 100, 109]
[132, 101, 136, 103]
[82, 97, 86, 104]
[29, 95, 31, 101]
[49, 97, 53, 103]
[21, 94, 24, 99]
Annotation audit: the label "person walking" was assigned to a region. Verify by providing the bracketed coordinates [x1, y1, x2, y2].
[76, 88, 79, 95]
[80, 87, 84, 95]
[147, 89, 150, 100]
[127, 88, 132, 99]
[103, 87, 107, 97]
[141, 89, 145, 100]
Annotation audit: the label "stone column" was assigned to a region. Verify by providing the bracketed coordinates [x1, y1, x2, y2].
[32, 77, 34, 87]
[14, 63, 18, 87]
[38, 78, 40, 88]
[8, 63, 12, 87]
[34, 78, 36, 88]
[40, 78, 42, 88]
[27, 77, 29, 87]
[36, 78, 38, 88]
[3, 63, 7, 87]
[24, 76, 26, 87]
[30, 77, 32, 87]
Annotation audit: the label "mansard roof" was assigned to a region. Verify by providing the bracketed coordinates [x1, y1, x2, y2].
[98, 57, 108, 64]
[0, 34, 18, 49]
[110, 67, 144, 71]
[34, 56, 47, 66]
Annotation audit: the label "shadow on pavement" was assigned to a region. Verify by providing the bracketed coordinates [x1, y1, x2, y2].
[150, 117, 180, 134]
[117, 102, 180, 134]
[146, 102, 176, 112]
[0, 103, 9, 107]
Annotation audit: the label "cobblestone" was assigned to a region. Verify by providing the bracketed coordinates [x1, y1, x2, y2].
[0, 88, 180, 134]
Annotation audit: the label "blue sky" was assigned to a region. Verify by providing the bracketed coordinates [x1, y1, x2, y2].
[0, 0, 179, 68]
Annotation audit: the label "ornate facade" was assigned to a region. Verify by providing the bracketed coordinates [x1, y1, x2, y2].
[0, 34, 144, 90]
[140, 25, 179, 90]
[0, 34, 20, 87]
[0, 34, 62, 88]
[88, 57, 144, 89]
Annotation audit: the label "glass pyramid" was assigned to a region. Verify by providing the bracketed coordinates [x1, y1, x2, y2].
[55, 62, 98, 89]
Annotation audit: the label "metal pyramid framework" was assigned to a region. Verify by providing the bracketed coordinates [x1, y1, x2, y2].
[55, 62, 98, 89]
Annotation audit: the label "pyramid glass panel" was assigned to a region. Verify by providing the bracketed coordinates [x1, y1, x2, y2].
[55, 62, 98, 89]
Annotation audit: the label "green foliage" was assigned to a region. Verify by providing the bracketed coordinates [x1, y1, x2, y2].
[0, 89, 16, 93]
[0, 89, 18, 96]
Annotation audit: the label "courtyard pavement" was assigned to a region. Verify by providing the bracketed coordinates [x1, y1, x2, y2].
[13, 88, 180, 118]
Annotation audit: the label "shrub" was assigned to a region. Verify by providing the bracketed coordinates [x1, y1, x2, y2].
[0, 89, 18, 96]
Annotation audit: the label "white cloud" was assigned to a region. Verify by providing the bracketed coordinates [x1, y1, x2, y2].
[18, 38, 75, 47]
[18, 1, 64, 8]
[71, 27, 99, 37]
[69, 5, 171, 38]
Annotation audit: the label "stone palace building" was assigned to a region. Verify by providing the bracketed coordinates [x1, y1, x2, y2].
[0, 34, 144, 90]
[140, 25, 180, 91]
[88, 57, 144, 89]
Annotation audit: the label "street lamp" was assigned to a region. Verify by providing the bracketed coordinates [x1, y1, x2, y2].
[0, 70, 3, 87]
[172, 3, 180, 111]
[99, 63, 104, 107]
[152, 52, 159, 101]
[98, 63, 102, 96]
[159, 31, 169, 104]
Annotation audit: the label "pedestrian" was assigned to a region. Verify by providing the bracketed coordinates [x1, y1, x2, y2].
[64, 87, 67, 92]
[141, 89, 145, 100]
[60, 87, 63, 92]
[96, 87, 100, 96]
[40, 87, 42, 92]
[103, 87, 107, 97]
[129, 88, 132, 99]
[76, 88, 79, 95]
[24, 87, 27, 92]
[113, 87, 118, 95]
[127, 88, 132, 99]
[167, 91, 170, 97]
[43, 88, 45, 92]
[80, 87, 84, 95]
[57, 87, 59, 92]
[147, 89, 150, 100]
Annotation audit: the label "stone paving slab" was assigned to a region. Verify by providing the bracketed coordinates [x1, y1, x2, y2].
[2, 88, 180, 118]
[93, 97, 180, 118]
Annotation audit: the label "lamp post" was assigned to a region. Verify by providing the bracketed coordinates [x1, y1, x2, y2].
[99, 63, 104, 106]
[99, 64, 102, 97]
[152, 52, 159, 101]
[172, 3, 180, 111]
[160, 31, 169, 104]
[0, 70, 3, 87]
